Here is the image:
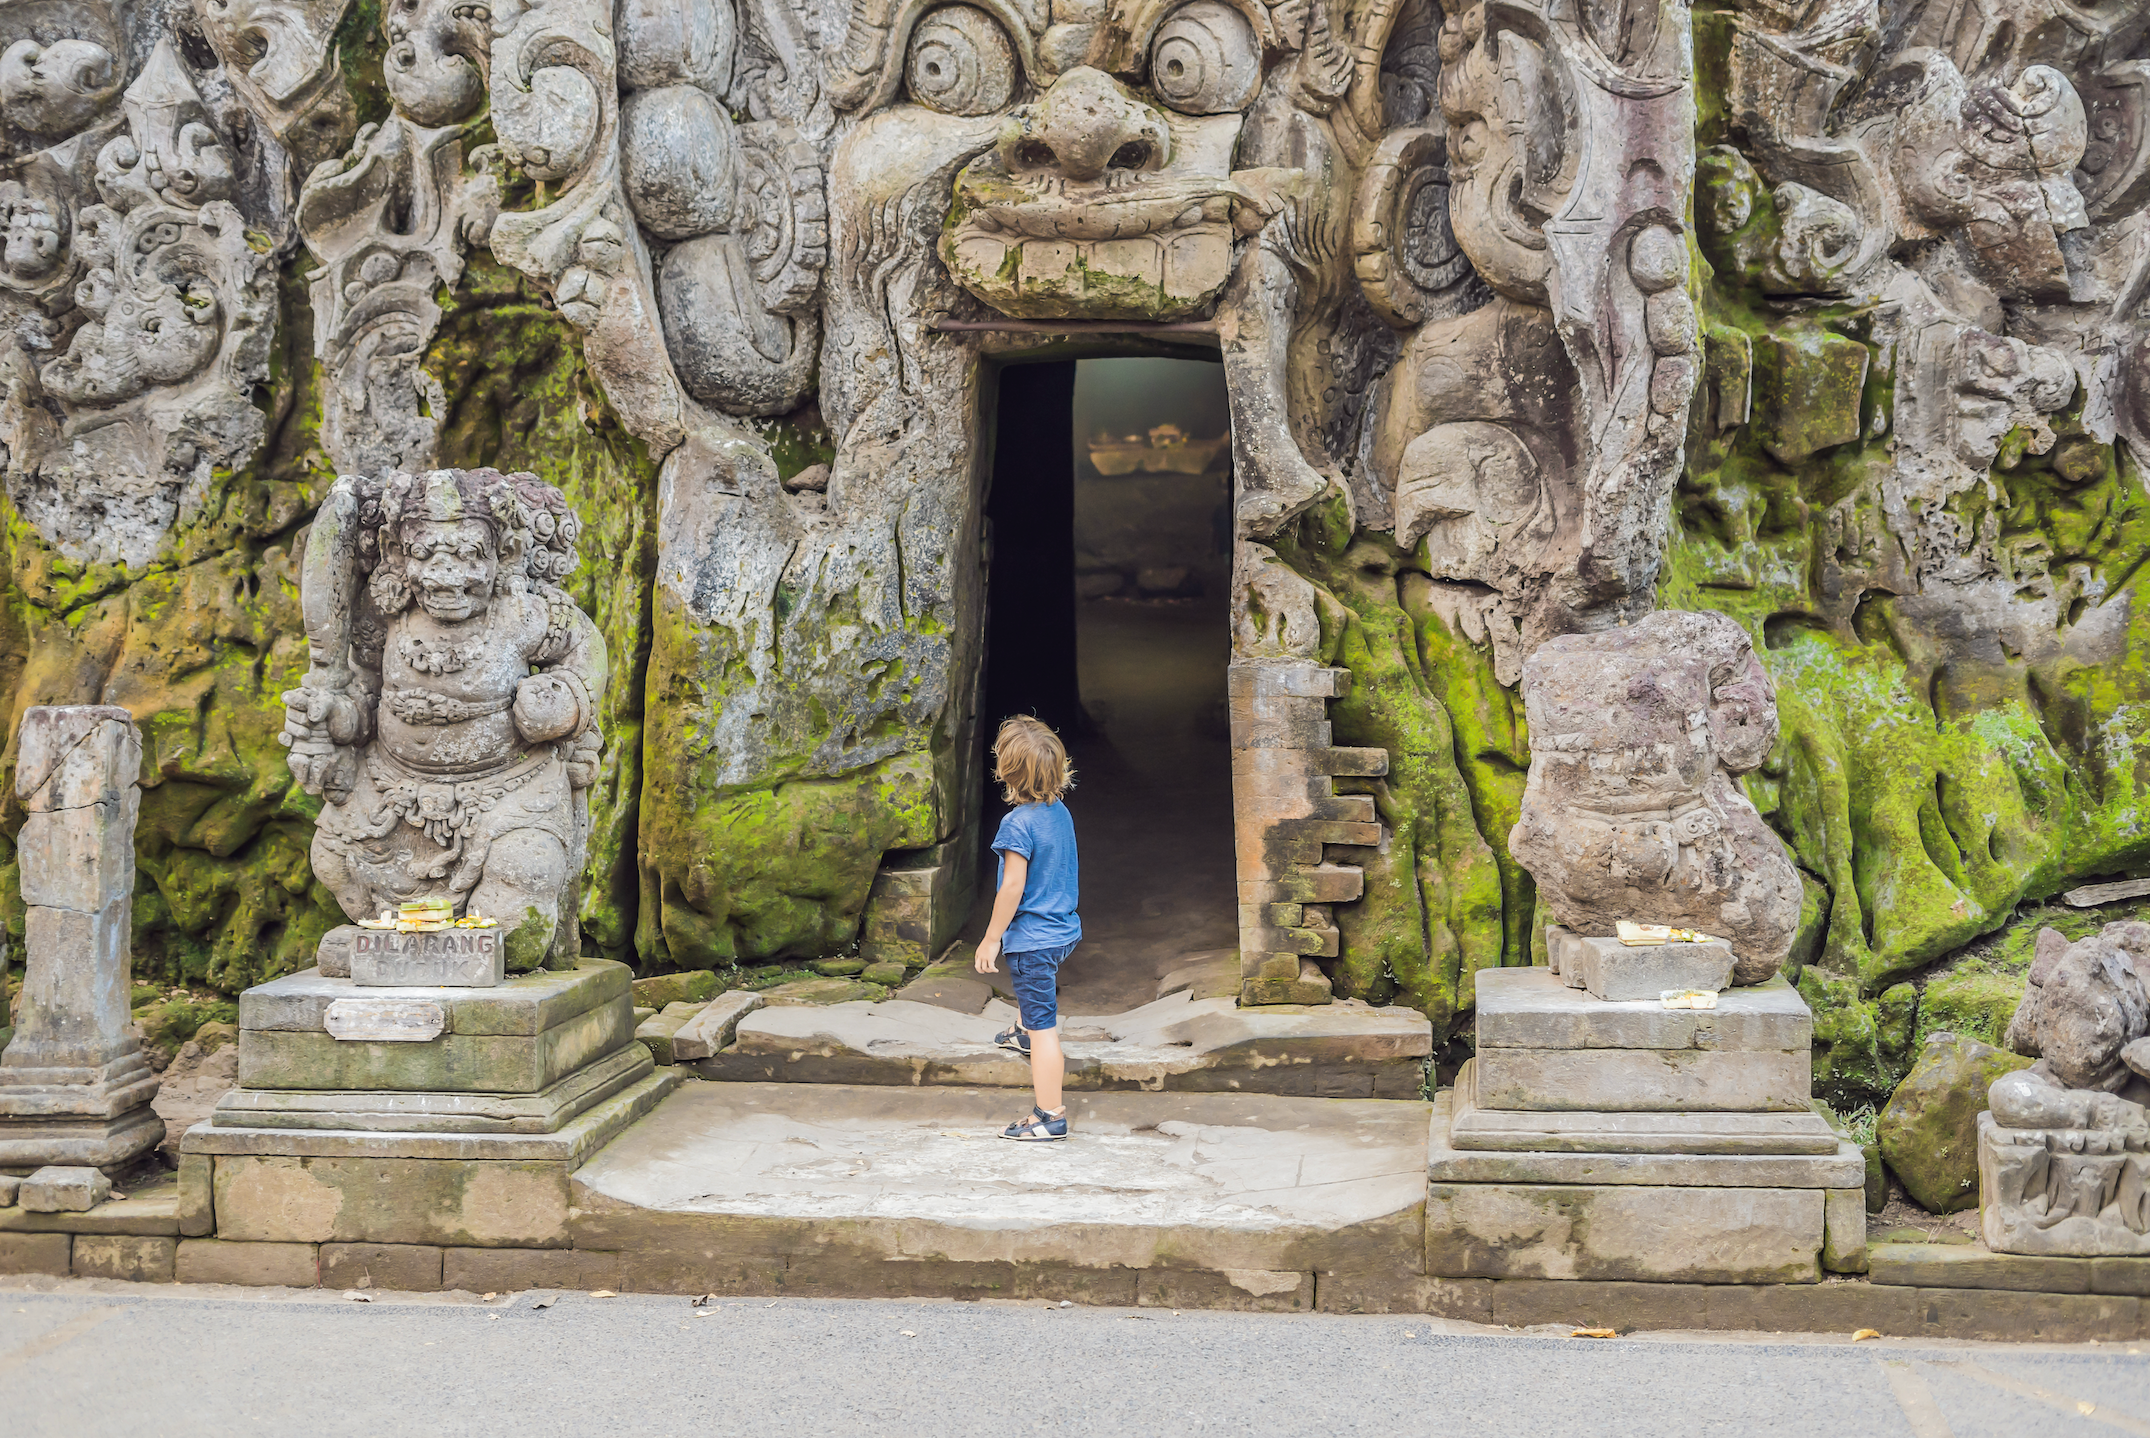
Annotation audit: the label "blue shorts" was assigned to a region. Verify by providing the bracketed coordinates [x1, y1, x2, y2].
[1006, 942, 1077, 1032]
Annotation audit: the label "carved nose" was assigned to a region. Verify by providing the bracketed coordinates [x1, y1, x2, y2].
[1007, 66, 1168, 182]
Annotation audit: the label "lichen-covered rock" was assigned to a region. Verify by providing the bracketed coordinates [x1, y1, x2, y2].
[1916, 970, 2027, 1052]
[1878, 1033, 2032, 1213]
[631, 970, 724, 1011]
[1510, 610, 1803, 982]
[1801, 968, 1919, 1109]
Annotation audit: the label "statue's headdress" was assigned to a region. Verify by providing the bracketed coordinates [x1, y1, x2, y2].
[351, 467, 581, 615]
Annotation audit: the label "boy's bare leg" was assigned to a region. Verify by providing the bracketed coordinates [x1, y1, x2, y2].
[1029, 1025, 1065, 1113]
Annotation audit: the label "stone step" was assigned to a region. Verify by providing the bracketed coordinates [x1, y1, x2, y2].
[564, 1081, 1430, 1304]
[1448, 1062, 1839, 1154]
[688, 991, 1430, 1098]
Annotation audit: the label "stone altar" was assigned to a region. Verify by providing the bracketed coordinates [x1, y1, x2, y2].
[0, 706, 162, 1172]
[1978, 920, 2150, 1255]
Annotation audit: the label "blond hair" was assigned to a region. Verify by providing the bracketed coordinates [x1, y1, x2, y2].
[993, 716, 1074, 805]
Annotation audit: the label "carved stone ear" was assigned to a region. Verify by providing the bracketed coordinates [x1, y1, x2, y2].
[1350, 126, 1469, 328]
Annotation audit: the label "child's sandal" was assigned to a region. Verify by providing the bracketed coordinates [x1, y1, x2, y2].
[992, 1026, 1031, 1056]
[1002, 1106, 1068, 1141]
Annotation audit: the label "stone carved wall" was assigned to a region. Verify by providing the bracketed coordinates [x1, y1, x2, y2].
[0, 0, 2144, 1065]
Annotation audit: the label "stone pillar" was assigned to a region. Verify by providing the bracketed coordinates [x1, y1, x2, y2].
[0, 705, 162, 1171]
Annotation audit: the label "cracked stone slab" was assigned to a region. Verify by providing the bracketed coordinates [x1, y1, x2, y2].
[692, 991, 1431, 1097]
[571, 1082, 1429, 1277]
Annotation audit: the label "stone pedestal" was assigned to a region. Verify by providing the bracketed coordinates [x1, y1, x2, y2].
[1546, 924, 1735, 1001]
[1977, 1113, 2150, 1256]
[182, 958, 676, 1250]
[0, 707, 163, 1172]
[1429, 968, 1865, 1282]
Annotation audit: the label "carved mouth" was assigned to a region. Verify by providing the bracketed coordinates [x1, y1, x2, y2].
[942, 164, 1285, 320]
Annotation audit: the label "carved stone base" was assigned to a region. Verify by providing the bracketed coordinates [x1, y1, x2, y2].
[211, 1043, 652, 1135]
[0, 1049, 160, 1118]
[0, 1104, 164, 1173]
[1978, 1113, 2150, 1256]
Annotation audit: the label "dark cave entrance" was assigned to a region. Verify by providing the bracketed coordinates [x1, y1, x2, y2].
[976, 357, 1239, 1015]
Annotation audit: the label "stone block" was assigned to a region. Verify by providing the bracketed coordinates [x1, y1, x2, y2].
[213, 1044, 652, 1136]
[17, 801, 134, 911]
[1474, 968, 1810, 1051]
[1447, 1091, 1840, 1155]
[17, 706, 138, 812]
[1473, 1047, 1810, 1112]
[2093, 1257, 2150, 1296]
[1489, 1278, 1718, 1333]
[1868, 1241, 2091, 1293]
[1430, 1094, 1861, 1186]
[1822, 1188, 1867, 1273]
[636, 1004, 698, 1065]
[670, 991, 764, 1062]
[1136, 1266, 1312, 1312]
[1425, 1182, 1822, 1283]
[5, 898, 136, 1069]
[177, 1152, 214, 1236]
[238, 1001, 631, 1094]
[240, 961, 630, 1038]
[0, 1231, 71, 1275]
[0, 1174, 15, 1205]
[1914, 1288, 2138, 1343]
[1561, 932, 1736, 1001]
[1315, 1270, 1491, 1317]
[859, 962, 908, 987]
[0, 1181, 180, 1235]
[321, 1242, 445, 1292]
[1704, 1280, 1921, 1336]
[1753, 327, 1869, 464]
[71, 1234, 175, 1282]
[315, 926, 357, 978]
[174, 1239, 320, 1287]
[350, 928, 505, 987]
[1882, 1034, 2029, 1213]
[20, 1165, 109, 1212]
[0, 1105, 165, 1171]
[443, 1245, 623, 1293]
[1978, 1113, 2150, 1256]
[212, 1153, 572, 1248]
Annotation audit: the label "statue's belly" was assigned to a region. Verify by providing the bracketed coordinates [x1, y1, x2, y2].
[378, 711, 522, 774]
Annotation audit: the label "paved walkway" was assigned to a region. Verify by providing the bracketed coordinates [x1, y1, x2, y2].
[5, 1277, 2147, 1436]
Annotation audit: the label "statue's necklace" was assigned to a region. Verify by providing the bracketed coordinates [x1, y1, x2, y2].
[398, 615, 492, 676]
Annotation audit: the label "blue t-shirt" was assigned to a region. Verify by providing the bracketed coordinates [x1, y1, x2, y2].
[992, 801, 1081, 952]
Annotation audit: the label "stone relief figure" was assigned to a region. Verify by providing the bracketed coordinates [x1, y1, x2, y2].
[1508, 609, 1804, 983]
[294, 0, 501, 476]
[1361, 0, 1701, 681]
[1982, 921, 2150, 1255]
[0, 32, 275, 568]
[279, 468, 607, 972]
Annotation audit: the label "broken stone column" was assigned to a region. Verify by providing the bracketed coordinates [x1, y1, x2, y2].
[0, 705, 162, 1171]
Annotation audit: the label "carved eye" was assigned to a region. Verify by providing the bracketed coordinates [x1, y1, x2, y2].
[1149, 0, 1260, 115]
[906, 5, 1017, 116]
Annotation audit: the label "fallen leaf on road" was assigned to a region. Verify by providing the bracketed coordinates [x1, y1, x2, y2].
[940, 1131, 970, 1139]
[2079, 1403, 2096, 1416]
[1852, 1329, 1882, 1341]
[1405, 1332, 1417, 1339]
[692, 1294, 716, 1307]
[343, 1291, 372, 1303]
[696, 1310, 721, 1317]
[765, 1301, 777, 1307]
[1570, 1327, 1616, 1339]
[530, 1297, 554, 1310]
[486, 1313, 501, 1321]
[899, 1330, 917, 1337]
[482, 1292, 497, 1301]
[590, 1290, 617, 1298]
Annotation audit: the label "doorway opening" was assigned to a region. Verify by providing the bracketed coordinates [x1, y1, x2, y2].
[977, 356, 1238, 1015]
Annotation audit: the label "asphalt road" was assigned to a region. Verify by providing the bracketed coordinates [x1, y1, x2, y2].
[5, 1277, 2150, 1437]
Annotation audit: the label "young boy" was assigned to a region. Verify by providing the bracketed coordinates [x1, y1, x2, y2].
[974, 715, 1079, 1141]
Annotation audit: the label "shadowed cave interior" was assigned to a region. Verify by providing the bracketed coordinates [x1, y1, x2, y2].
[969, 357, 1240, 1015]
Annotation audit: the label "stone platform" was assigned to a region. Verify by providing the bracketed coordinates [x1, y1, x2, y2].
[690, 991, 1431, 1097]
[563, 1082, 1430, 1304]
[1426, 968, 1864, 1284]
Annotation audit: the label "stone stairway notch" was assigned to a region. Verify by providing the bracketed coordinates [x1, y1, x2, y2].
[1228, 660, 1386, 1006]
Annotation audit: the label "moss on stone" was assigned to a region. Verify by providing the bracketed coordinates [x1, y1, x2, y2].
[1269, 491, 1507, 1036]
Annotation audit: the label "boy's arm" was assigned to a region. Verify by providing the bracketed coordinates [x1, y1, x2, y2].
[975, 853, 1029, 974]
